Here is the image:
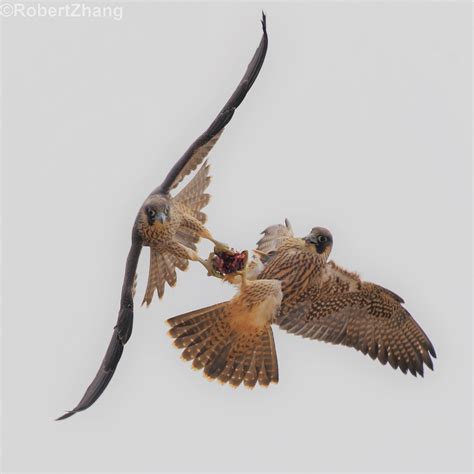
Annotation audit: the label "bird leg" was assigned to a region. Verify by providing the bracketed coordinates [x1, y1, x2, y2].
[198, 256, 223, 279]
[199, 227, 230, 253]
[180, 214, 230, 252]
[179, 244, 223, 278]
[211, 239, 231, 254]
[237, 267, 248, 288]
[176, 239, 248, 280]
[222, 263, 249, 287]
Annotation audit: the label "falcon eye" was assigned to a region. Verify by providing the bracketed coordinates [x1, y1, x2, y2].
[146, 208, 156, 217]
[317, 235, 327, 243]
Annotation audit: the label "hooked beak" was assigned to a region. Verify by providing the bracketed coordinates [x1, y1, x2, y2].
[155, 211, 168, 224]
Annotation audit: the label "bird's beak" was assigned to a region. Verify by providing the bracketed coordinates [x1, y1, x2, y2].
[155, 212, 168, 224]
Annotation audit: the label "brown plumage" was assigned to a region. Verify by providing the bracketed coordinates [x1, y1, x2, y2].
[138, 160, 222, 305]
[167, 278, 281, 387]
[256, 223, 436, 377]
[167, 222, 435, 388]
[57, 14, 268, 420]
[255, 218, 294, 256]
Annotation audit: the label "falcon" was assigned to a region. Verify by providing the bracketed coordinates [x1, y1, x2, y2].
[57, 13, 268, 420]
[257, 221, 436, 376]
[166, 221, 435, 386]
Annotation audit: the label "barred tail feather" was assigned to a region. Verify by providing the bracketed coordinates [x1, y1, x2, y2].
[167, 304, 278, 388]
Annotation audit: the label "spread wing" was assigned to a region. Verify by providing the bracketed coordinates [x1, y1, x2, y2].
[174, 160, 211, 224]
[153, 12, 268, 195]
[57, 13, 268, 419]
[56, 232, 142, 420]
[256, 218, 294, 256]
[142, 161, 211, 305]
[277, 262, 436, 377]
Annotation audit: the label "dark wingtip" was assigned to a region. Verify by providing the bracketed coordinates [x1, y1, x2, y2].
[56, 410, 77, 421]
[428, 343, 437, 358]
[261, 11, 267, 33]
[425, 355, 434, 371]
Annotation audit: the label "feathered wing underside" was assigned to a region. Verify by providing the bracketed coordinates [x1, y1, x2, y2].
[167, 296, 279, 388]
[58, 14, 269, 420]
[142, 162, 213, 306]
[175, 160, 211, 224]
[142, 249, 188, 305]
[166, 132, 222, 194]
[277, 263, 436, 376]
[256, 219, 294, 256]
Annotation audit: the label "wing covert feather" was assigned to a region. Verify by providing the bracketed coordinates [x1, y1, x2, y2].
[277, 263, 436, 376]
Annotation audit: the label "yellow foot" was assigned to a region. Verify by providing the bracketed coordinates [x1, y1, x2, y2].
[212, 241, 232, 254]
[198, 256, 224, 279]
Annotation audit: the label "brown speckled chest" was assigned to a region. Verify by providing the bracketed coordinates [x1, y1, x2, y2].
[259, 240, 323, 304]
[137, 201, 187, 248]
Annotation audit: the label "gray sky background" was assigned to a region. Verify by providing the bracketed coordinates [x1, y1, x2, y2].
[2, 2, 472, 472]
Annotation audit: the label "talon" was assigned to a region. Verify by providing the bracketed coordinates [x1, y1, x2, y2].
[199, 256, 225, 279]
[213, 241, 231, 254]
[212, 249, 248, 276]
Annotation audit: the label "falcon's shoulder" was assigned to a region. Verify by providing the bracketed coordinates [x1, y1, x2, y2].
[320, 260, 362, 294]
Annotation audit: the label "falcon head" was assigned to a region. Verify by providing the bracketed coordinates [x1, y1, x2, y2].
[141, 195, 171, 226]
[304, 227, 333, 257]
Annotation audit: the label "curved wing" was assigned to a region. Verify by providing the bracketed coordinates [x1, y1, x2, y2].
[154, 12, 268, 195]
[143, 161, 211, 305]
[256, 218, 294, 256]
[277, 263, 436, 377]
[56, 232, 142, 420]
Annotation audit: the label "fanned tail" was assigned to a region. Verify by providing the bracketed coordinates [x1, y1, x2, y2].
[167, 302, 279, 388]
